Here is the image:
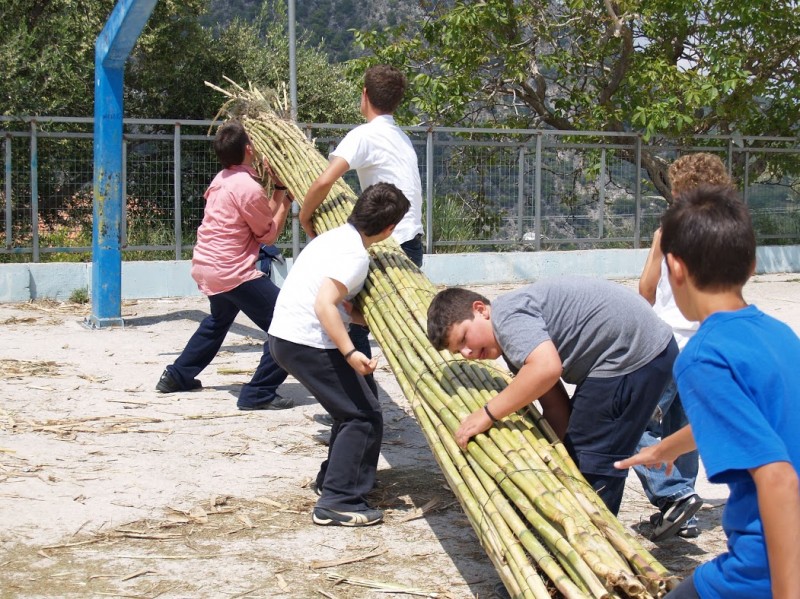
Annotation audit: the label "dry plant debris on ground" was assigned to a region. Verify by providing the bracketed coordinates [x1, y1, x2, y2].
[3, 274, 800, 598]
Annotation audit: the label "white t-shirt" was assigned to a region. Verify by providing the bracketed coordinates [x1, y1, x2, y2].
[268, 224, 369, 349]
[332, 115, 423, 244]
[653, 258, 698, 350]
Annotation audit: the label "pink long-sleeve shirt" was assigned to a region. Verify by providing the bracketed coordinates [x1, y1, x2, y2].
[191, 165, 277, 295]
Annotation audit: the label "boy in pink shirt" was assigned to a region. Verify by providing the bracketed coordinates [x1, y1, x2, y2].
[156, 121, 294, 410]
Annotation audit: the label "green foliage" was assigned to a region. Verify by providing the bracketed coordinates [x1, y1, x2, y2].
[353, 0, 800, 190]
[69, 286, 89, 304]
[355, 0, 799, 135]
[424, 195, 479, 253]
[0, 0, 360, 123]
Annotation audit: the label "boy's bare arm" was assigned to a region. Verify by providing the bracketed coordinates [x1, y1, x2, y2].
[314, 277, 377, 376]
[751, 461, 800, 599]
[301, 157, 350, 238]
[537, 380, 571, 440]
[638, 227, 663, 305]
[614, 424, 696, 474]
[455, 340, 562, 449]
[267, 191, 293, 242]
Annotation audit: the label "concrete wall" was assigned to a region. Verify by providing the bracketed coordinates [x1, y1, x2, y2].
[1, 245, 798, 302]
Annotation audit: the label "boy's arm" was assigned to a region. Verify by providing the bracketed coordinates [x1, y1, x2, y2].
[265, 190, 292, 242]
[301, 157, 350, 239]
[638, 227, 663, 305]
[314, 277, 377, 376]
[751, 461, 800, 599]
[455, 340, 563, 449]
[613, 424, 697, 474]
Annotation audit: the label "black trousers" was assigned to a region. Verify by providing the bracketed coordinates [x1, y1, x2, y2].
[167, 276, 288, 408]
[269, 336, 382, 511]
[564, 338, 679, 515]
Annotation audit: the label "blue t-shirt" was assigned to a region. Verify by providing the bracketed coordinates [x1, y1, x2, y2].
[674, 305, 800, 599]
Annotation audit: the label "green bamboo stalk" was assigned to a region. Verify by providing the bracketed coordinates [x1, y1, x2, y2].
[208, 81, 677, 598]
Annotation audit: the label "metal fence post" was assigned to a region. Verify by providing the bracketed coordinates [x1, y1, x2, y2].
[634, 135, 642, 249]
[4, 134, 11, 249]
[426, 128, 434, 254]
[89, 0, 157, 327]
[517, 145, 525, 242]
[599, 146, 606, 240]
[30, 121, 39, 263]
[173, 123, 182, 260]
[534, 133, 542, 251]
[743, 148, 750, 205]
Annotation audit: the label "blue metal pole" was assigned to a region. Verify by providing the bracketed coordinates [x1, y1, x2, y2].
[87, 0, 157, 328]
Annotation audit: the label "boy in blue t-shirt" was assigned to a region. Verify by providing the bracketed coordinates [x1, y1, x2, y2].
[616, 185, 800, 599]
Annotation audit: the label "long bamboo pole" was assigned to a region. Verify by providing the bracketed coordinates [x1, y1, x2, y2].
[206, 81, 678, 599]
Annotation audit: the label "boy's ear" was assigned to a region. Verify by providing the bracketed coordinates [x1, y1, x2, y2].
[665, 253, 687, 286]
[473, 300, 490, 319]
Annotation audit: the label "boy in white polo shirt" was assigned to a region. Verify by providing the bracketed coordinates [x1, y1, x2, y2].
[268, 183, 409, 526]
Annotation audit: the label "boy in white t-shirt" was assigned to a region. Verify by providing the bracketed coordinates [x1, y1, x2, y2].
[634, 153, 733, 540]
[268, 182, 409, 527]
[302, 64, 424, 396]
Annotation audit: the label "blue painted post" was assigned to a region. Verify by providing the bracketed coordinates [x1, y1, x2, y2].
[87, 0, 157, 328]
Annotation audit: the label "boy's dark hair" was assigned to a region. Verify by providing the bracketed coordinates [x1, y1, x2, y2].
[214, 121, 250, 169]
[364, 64, 407, 114]
[347, 182, 409, 236]
[426, 288, 490, 350]
[661, 184, 755, 290]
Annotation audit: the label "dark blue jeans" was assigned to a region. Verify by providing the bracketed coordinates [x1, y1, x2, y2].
[167, 276, 288, 408]
[269, 336, 382, 511]
[564, 338, 679, 515]
[348, 234, 424, 394]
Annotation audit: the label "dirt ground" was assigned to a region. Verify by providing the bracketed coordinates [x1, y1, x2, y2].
[2, 273, 799, 599]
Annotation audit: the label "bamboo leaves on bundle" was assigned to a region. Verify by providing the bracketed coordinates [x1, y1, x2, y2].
[207, 81, 678, 599]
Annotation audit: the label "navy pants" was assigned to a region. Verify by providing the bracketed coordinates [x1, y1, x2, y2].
[167, 276, 288, 409]
[349, 234, 424, 394]
[269, 336, 382, 511]
[564, 338, 679, 515]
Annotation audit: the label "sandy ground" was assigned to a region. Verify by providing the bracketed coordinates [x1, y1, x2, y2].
[1, 273, 799, 599]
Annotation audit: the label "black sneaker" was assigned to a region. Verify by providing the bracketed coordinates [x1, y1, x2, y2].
[312, 506, 383, 527]
[649, 512, 701, 539]
[677, 516, 700, 539]
[156, 369, 202, 393]
[237, 395, 294, 411]
[313, 413, 334, 427]
[650, 494, 703, 541]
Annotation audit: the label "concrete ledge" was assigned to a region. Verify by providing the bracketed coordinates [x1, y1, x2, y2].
[1, 245, 798, 303]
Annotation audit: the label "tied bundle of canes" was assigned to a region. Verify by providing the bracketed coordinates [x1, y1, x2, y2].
[206, 78, 678, 599]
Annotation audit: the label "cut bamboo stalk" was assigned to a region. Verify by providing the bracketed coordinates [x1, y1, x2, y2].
[207, 80, 677, 598]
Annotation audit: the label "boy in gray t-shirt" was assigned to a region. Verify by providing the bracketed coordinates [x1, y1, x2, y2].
[427, 276, 677, 514]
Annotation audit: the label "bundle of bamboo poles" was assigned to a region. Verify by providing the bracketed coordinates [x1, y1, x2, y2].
[207, 80, 677, 599]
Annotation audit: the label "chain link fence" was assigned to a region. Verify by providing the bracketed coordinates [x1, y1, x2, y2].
[2, 116, 798, 262]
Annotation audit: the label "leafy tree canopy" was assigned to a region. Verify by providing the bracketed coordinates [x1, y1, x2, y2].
[0, 0, 360, 124]
[353, 0, 800, 193]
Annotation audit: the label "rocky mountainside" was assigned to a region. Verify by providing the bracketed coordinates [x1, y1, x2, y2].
[205, 0, 424, 63]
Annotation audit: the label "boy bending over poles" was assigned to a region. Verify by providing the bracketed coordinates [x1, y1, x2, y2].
[268, 183, 409, 527]
[616, 185, 800, 599]
[426, 276, 678, 515]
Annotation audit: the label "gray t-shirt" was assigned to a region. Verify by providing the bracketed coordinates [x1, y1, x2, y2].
[491, 277, 673, 385]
